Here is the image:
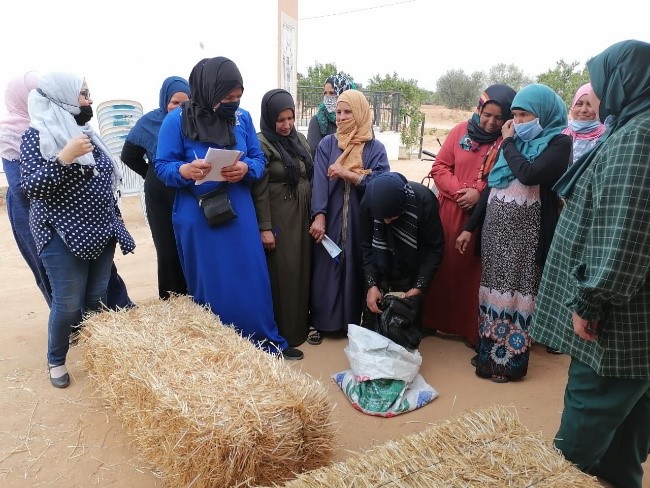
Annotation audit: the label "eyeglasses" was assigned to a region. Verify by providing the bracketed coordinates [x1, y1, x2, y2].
[80, 89, 91, 100]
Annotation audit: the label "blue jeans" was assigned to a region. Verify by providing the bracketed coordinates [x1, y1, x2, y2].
[2, 158, 52, 305]
[40, 233, 116, 366]
[3, 158, 134, 310]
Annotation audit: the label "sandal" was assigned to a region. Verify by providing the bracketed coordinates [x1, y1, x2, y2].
[307, 328, 323, 345]
[490, 375, 509, 384]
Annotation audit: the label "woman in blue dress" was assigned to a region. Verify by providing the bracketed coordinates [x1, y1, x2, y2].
[154, 57, 302, 360]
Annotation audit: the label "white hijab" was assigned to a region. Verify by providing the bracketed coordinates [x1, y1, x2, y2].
[27, 72, 122, 191]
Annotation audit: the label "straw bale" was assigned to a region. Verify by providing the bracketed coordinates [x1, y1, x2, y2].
[264, 405, 600, 487]
[81, 295, 336, 488]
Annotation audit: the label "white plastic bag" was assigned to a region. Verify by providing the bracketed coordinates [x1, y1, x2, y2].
[333, 325, 438, 416]
[344, 324, 421, 383]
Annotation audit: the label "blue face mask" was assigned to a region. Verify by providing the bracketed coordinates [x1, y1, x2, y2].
[215, 101, 240, 119]
[569, 119, 601, 133]
[514, 118, 543, 141]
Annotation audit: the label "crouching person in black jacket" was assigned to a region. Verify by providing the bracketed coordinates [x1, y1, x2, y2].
[359, 172, 444, 348]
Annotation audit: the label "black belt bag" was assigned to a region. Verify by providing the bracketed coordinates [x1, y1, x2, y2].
[196, 186, 237, 226]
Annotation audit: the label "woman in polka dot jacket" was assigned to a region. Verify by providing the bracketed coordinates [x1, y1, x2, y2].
[20, 72, 136, 388]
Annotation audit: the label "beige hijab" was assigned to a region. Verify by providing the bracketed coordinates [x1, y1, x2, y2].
[334, 89, 372, 175]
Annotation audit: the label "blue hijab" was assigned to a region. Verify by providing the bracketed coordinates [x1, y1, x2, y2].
[126, 76, 190, 161]
[488, 84, 567, 189]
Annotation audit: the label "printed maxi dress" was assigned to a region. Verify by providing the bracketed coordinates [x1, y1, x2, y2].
[475, 180, 541, 380]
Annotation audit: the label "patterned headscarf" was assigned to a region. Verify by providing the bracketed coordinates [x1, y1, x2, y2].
[363, 172, 419, 274]
[315, 72, 356, 136]
[554, 39, 650, 197]
[333, 89, 373, 175]
[0, 71, 39, 160]
[326, 73, 356, 96]
[182, 57, 243, 147]
[488, 84, 567, 189]
[259, 88, 313, 186]
[126, 76, 190, 162]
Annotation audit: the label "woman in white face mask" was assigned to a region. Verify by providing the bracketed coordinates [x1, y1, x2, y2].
[460, 83, 572, 383]
[306, 72, 356, 159]
[562, 83, 606, 164]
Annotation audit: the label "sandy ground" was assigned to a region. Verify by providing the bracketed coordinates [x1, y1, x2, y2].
[0, 111, 647, 486]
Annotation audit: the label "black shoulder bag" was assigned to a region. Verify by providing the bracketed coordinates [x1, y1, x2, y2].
[195, 186, 237, 226]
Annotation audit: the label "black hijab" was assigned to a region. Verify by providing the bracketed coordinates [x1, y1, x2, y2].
[260, 89, 313, 185]
[181, 57, 243, 147]
[466, 84, 516, 145]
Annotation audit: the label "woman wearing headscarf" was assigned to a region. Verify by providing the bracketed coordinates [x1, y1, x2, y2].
[473, 84, 571, 383]
[252, 89, 313, 347]
[20, 72, 136, 388]
[308, 89, 390, 345]
[1, 72, 52, 303]
[154, 57, 302, 360]
[121, 76, 191, 299]
[531, 40, 650, 488]
[422, 84, 516, 349]
[0, 72, 134, 312]
[306, 72, 356, 158]
[360, 172, 444, 333]
[562, 82, 606, 164]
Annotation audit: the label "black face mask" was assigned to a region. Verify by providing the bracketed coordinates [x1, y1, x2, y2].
[215, 101, 239, 119]
[74, 105, 94, 126]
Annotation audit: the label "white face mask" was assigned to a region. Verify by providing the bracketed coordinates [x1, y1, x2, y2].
[323, 95, 338, 113]
[514, 118, 544, 141]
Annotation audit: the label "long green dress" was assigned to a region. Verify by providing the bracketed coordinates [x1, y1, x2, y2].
[252, 133, 312, 346]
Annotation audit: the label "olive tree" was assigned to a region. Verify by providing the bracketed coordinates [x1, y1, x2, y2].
[536, 60, 590, 108]
[297, 62, 357, 88]
[486, 63, 534, 91]
[436, 69, 485, 110]
[367, 73, 428, 149]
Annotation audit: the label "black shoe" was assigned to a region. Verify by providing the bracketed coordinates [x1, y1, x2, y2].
[49, 364, 70, 388]
[282, 347, 304, 361]
[470, 354, 478, 367]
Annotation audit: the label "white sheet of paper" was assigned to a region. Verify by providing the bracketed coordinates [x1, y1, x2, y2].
[321, 234, 342, 259]
[195, 147, 243, 185]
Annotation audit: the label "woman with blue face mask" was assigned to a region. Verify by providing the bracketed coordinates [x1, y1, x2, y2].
[562, 83, 606, 164]
[467, 84, 572, 383]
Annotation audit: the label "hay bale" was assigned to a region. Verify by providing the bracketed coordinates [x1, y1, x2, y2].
[265, 405, 600, 487]
[82, 295, 336, 487]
